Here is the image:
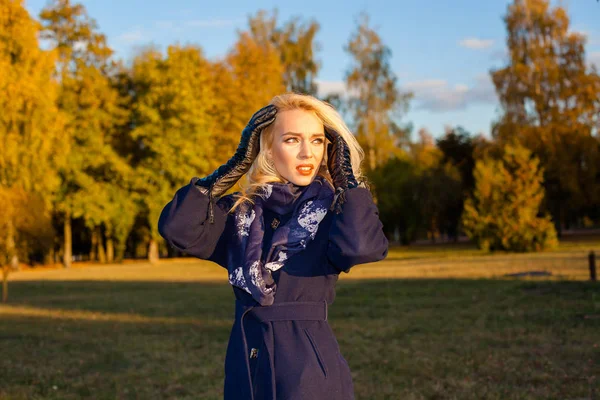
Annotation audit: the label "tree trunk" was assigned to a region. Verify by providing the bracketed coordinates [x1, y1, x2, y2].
[2, 220, 15, 302]
[148, 239, 159, 264]
[6, 219, 19, 272]
[2, 266, 8, 303]
[63, 210, 72, 269]
[90, 228, 97, 261]
[97, 226, 106, 264]
[106, 234, 114, 264]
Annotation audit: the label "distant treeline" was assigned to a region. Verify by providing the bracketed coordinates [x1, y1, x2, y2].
[0, 0, 598, 269]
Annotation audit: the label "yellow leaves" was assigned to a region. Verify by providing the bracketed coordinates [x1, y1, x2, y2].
[461, 141, 558, 252]
[210, 29, 285, 166]
[0, 0, 65, 198]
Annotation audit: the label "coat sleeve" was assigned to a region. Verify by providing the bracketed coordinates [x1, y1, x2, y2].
[158, 177, 232, 268]
[326, 186, 389, 273]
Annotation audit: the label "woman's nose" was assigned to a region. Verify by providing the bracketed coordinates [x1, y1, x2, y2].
[298, 140, 314, 159]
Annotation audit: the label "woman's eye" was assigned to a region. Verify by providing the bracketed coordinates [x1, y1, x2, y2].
[284, 138, 324, 144]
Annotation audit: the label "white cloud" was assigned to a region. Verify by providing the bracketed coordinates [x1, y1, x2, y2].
[154, 18, 243, 33]
[404, 75, 497, 112]
[116, 28, 145, 44]
[317, 80, 346, 96]
[316, 76, 498, 113]
[404, 79, 447, 91]
[459, 38, 494, 50]
[316, 80, 362, 98]
[185, 18, 242, 28]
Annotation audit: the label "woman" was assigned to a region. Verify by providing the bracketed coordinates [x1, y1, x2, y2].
[158, 93, 388, 400]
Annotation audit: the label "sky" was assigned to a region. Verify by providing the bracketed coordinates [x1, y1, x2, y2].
[23, 0, 600, 140]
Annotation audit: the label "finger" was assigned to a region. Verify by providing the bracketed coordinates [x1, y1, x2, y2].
[252, 104, 277, 124]
[254, 114, 277, 132]
[324, 126, 339, 142]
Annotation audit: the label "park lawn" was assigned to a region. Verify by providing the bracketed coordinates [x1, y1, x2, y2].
[0, 245, 599, 399]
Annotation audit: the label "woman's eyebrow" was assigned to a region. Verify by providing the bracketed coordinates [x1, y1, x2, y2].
[282, 132, 325, 137]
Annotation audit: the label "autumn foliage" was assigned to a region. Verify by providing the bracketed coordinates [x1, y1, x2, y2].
[461, 142, 558, 252]
[0, 0, 599, 290]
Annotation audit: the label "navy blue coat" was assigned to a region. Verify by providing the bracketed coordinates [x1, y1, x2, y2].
[158, 178, 389, 400]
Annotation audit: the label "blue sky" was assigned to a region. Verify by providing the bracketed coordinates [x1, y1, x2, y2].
[24, 0, 600, 140]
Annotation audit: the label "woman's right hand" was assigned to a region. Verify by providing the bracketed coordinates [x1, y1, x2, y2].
[195, 104, 277, 199]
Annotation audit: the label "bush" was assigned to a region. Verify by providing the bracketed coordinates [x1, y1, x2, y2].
[461, 142, 558, 252]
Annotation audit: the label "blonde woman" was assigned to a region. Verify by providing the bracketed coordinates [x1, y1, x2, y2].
[158, 93, 388, 400]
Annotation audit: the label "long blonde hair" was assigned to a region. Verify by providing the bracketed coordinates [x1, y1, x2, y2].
[229, 92, 366, 213]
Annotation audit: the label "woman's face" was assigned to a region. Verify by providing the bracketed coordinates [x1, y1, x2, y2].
[267, 109, 326, 186]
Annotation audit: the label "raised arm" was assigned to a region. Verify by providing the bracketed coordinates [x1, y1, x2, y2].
[158, 104, 277, 267]
[159, 177, 235, 264]
[323, 125, 388, 273]
[327, 186, 388, 273]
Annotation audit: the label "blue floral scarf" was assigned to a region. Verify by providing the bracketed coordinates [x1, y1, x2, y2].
[227, 175, 335, 306]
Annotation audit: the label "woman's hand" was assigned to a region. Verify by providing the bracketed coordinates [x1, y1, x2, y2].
[324, 126, 359, 213]
[196, 104, 277, 196]
[195, 104, 277, 221]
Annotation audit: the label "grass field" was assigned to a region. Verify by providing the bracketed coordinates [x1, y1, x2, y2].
[1, 240, 599, 399]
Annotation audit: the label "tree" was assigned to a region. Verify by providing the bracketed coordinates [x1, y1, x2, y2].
[247, 9, 321, 95]
[462, 141, 558, 252]
[40, 0, 132, 267]
[435, 127, 478, 240]
[344, 12, 412, 172]
[404, 130, 463, 242]
[208, 29, 286, 174]
[436, 126, 477, 191]
[491, 0, 600, 234]
[0, 0, 66, 300]
[369, 156, 420, 245]
[130, 44, 227, 262]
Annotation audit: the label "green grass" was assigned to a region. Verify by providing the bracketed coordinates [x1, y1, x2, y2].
[1, 244, 599, 399]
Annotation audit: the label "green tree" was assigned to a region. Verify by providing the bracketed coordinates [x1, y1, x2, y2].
[462, 142, 558, 252]
[436, 127, 479, 240]
[405, 129, 463, 242]
[130, 45, 222, 262]
[40, 0, 132, 267]
[344, 12, 412, 172]
[436, 127, 477, 191]
[369, 156, 420, 245]
[491, 0, 600, 234]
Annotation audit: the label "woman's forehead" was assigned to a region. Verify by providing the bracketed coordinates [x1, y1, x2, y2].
[274, 109, 324, 135]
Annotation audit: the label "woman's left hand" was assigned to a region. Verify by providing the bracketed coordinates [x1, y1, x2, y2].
[324, 126, 359, 212]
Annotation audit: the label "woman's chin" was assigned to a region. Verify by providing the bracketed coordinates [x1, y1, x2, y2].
[283, 172, 315, 186]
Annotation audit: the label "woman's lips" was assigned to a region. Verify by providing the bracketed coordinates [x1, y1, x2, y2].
[296, 165, 314, 176]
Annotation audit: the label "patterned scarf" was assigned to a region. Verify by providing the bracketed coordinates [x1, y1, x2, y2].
[227, 175, 335, 306]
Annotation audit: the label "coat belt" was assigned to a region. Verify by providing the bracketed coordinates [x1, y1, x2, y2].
[235, 299, 329, 400]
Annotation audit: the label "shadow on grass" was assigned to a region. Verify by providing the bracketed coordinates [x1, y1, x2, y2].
[1, 278, 598, 400]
